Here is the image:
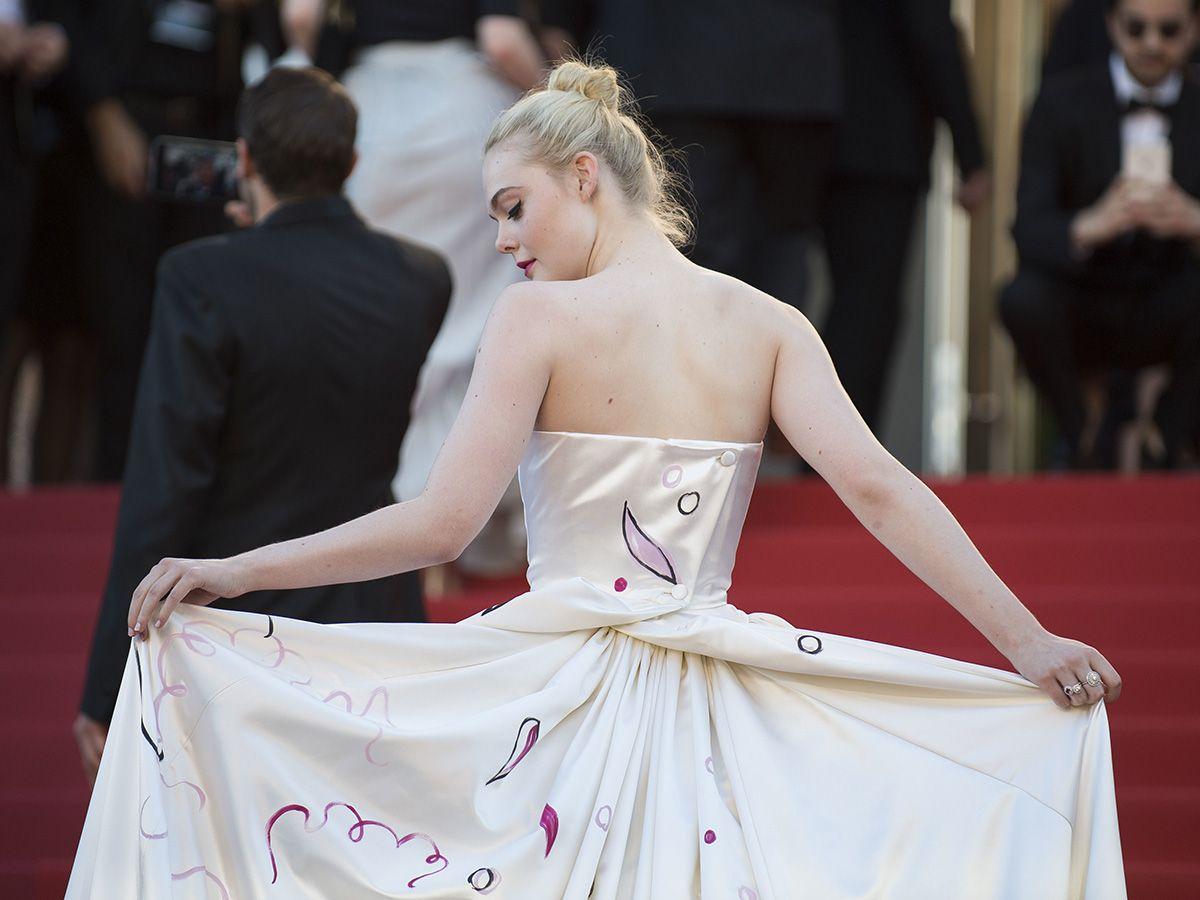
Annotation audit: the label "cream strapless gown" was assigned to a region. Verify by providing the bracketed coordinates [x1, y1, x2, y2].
[67, 431, 1125, 899]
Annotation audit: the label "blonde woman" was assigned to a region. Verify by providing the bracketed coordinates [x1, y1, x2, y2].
[70, 60, 1125, 898]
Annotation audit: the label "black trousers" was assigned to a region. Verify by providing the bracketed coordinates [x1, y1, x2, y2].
[999, 264, 1200, 465]
[0, 78, 33, 332]
[818, 176, 922, 433]
[651, 116, 835, 311]
[90, 96, 230, 480]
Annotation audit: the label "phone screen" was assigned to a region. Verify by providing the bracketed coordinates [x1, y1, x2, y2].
[148, 136, 239, 203]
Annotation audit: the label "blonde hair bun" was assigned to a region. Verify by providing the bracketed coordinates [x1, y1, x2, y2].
[546, 60, 622, 112]
[486, 57, 693, 248]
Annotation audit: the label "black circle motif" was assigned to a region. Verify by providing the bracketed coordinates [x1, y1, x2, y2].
[677, 491, 701, 515]
[468, 867, 499, 891]
[796, 634, 823, 654]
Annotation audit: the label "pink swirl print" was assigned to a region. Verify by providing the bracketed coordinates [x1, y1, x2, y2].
[150, 617, 396, 765]
[321, 685, 396, 767]
[171, 865, 230, 899]
[265, 801, 449, 889]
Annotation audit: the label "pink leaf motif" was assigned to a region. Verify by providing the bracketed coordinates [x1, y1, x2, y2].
[621, 501, 677, 584]
[540, 804, 558, 857]
[486, 717, 540, 785]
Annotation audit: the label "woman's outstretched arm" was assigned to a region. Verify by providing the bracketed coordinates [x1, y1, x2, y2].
[127, 282, 559, 635]
[769, 304, 1122, 710]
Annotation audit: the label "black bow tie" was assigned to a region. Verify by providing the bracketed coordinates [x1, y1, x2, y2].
[1124, 97, 1174, 116]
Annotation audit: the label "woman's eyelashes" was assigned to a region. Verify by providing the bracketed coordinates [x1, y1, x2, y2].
[506, 201, 523, 221]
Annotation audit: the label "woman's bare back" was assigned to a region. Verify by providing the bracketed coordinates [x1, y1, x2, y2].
[531, 258, 785, 444]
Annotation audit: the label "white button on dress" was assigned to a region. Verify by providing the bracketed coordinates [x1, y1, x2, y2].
[719, 450, 737, 466]
[671, 583, 689, 601]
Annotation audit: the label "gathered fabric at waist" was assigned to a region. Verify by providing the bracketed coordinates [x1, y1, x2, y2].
[525, 573, 732, 614]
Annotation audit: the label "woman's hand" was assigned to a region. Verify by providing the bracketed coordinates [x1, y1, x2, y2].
[127, 557, 248, 640]
[1004, 628, 1123, 710]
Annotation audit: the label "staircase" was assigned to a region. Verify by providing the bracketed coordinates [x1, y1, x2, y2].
[2, 474, 1197, 897]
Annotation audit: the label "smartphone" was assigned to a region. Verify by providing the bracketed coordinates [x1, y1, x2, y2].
[148, 135, 239, 203]
[1120, 115, 1172, 185]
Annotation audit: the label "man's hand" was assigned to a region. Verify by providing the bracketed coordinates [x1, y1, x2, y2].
[73, 712, 108, 786]
[224, 200, 255, 228]
[280, 0, 322, 60]
[1129, 180, 1200, 241]
[477, 15, 546, 91]
[0, 22, 24, 71]
[955, 167, 991, 215]
[1070, 176, 1140, 255]
[20, 22, 68, 83]
[87, 99, 148, 199]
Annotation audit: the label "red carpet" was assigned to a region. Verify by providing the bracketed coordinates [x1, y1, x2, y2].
[2, 474, 1197, 897]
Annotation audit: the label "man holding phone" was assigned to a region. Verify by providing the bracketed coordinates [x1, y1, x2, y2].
[1000, 0, 1200, 469]
[73, 66, 450, 784]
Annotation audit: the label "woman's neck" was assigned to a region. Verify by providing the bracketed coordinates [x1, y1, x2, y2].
[585, 211, 680, 277]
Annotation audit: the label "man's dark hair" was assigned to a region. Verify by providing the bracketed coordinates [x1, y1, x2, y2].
[236, 67, 358, 198]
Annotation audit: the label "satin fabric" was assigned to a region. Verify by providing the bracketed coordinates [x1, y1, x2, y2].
[67, 430, 1126, 898]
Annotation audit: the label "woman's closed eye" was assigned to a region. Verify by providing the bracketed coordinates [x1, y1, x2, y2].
[506, 201, 523, 221]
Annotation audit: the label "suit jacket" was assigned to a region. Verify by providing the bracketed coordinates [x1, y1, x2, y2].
[79, 195, 452, 724]
[1011, 64, 1200, 285]
[542, 0, 841, 120]
[831, 0, 985, 183]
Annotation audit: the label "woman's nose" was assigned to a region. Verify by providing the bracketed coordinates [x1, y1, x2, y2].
[495, 228, 517, 254]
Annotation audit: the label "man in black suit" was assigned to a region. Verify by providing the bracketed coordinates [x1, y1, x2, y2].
[543, 0, 841, 311]
[73, 67, 451, 783]
[1000, 0, 1200, 469]
[74, 0, 251, 479]
[820, 0, 988, 434]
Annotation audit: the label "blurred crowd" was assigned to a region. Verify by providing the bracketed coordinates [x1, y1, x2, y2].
[3, 0, 1200, 498]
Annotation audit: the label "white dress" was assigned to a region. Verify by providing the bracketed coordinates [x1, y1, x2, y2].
[67, 430, 1126, 899]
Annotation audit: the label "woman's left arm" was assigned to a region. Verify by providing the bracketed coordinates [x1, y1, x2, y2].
[771, 304, 1122, 709]
[128, 283, 558, 637]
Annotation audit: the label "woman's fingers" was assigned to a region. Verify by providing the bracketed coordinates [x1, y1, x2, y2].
[1072, 663, 1105, 705]
[1090, 652, 1123, 703]
[130, 568, 179, 636]
[134, 571, 198, 639]
[128, 560, 167, 627]
[153, 578, 206, 631]
[1044, 675, 1072, 710]
[1057, 670, 1087, 707]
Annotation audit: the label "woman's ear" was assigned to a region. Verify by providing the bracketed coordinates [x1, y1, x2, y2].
[572, 152, 600, 201]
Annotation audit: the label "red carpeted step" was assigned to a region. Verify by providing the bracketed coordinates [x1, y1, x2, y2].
[1125, 861, 1200, 898]
[743, 473, 1200, 529]
[3, 476, 1198, 889]
[1112, 786, 1200, 863]
[0, 860, 76, 900]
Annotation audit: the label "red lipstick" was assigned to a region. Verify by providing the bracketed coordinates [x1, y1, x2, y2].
[517, 258, 536, 278]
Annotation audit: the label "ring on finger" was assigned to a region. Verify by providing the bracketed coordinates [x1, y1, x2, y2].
[1063, 682, 1084, 696]
[1085, 670, 1103, 687]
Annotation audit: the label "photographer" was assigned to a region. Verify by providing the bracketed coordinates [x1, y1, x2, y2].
[73, 67, 450, 783]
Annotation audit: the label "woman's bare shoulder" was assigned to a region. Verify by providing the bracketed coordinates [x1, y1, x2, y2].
[693, 265, 815, 338]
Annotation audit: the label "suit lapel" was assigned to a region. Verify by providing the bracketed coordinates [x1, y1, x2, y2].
[1168, 78, 1200, 192]
[1094, 67, 1123, 188]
